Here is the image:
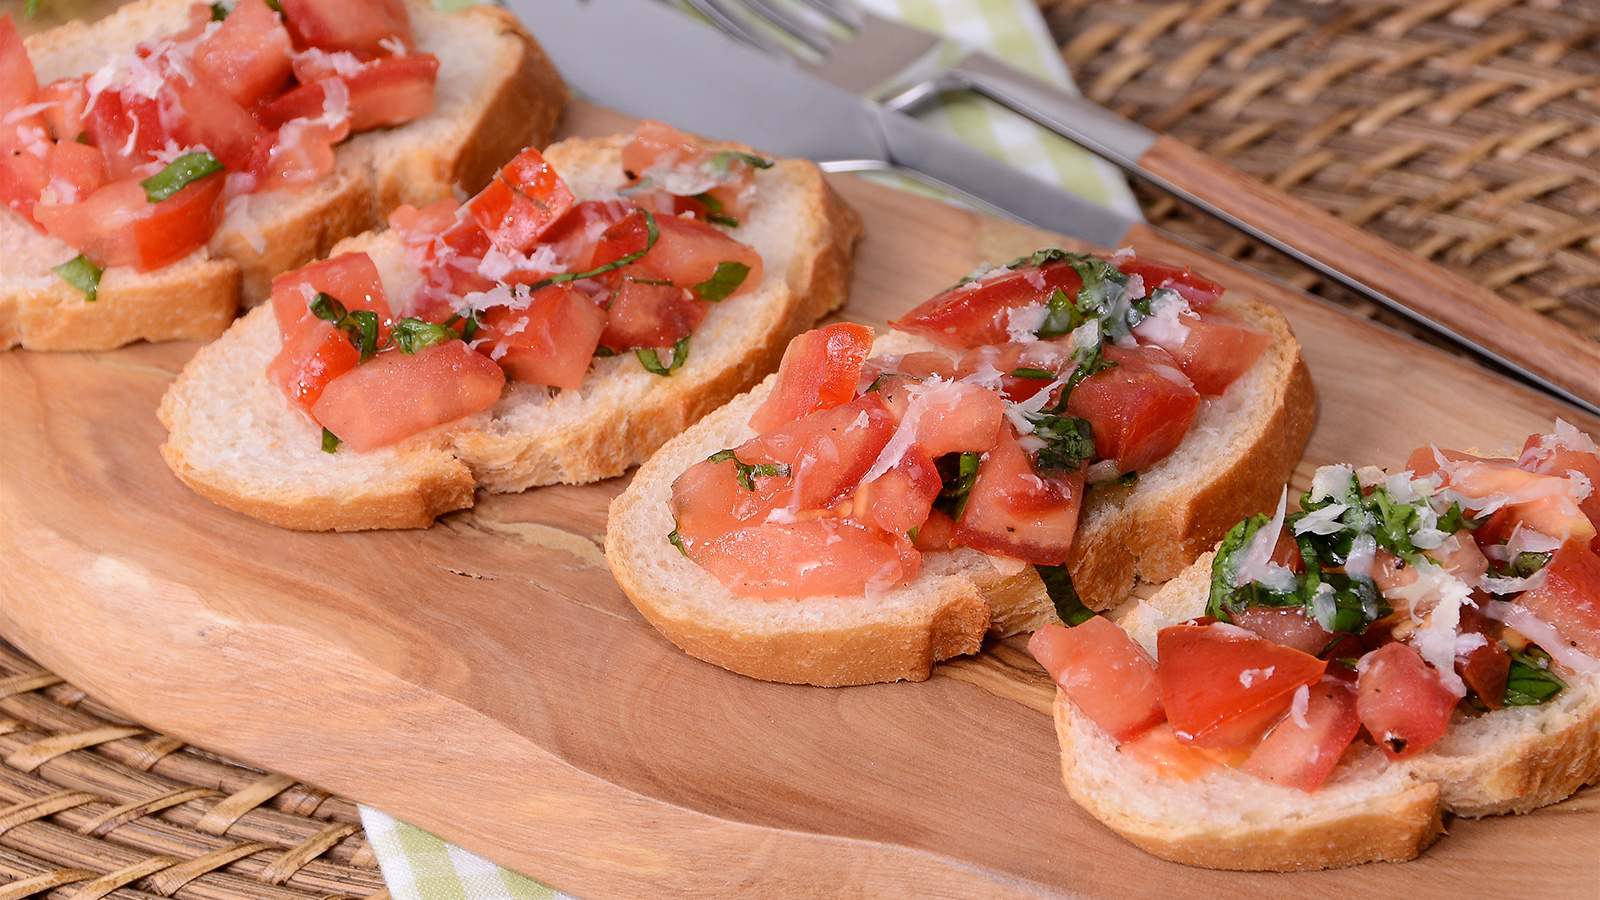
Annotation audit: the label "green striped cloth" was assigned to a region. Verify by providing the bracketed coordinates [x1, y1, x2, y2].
[359, 3, 1132, 900]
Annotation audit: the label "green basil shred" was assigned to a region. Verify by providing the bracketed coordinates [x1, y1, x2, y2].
[320, 428, 340, 454]
[528, 209, 660, 291]
[1038, 564, 1095, 626]
[932, 452, 981, 520]
[637, 334, 690, 377]
[691, 261, 750, 301]
[310, 292, 380, 362]
[140, 151, 223, 202]
[390, 317, 459, 354]
[706, 448, 791, 490]
[53, 255, 103, 302]
[667, 518, 689, 556]
[1503, 647, 1566, 706]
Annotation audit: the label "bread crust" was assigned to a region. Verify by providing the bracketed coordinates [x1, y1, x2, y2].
[158, 135, 862, 532]
[604, 297, 1314, 686]
[1, 0, 565, 351]
[1046, 549, 1600, 870]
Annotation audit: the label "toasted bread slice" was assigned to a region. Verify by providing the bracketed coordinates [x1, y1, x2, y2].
[604, 296, 1314, 686]
[157, 134, 863, 531]
[1048, 551, 1600, 871]
[0, 0, 564, 351]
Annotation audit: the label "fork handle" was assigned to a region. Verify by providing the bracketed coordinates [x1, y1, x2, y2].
[926, 53, 1600, 413]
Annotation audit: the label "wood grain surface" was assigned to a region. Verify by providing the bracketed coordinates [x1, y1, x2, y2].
[2, 102, 1597, 900]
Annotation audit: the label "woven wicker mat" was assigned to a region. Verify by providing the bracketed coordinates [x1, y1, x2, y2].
[1043, 0, 1600, 349]
[0, 640, 386, 900]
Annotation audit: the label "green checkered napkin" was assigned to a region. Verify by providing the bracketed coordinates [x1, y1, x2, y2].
[360, 2, 1133, 900]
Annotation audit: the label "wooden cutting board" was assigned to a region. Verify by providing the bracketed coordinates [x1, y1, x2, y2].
[3, 102, 1597, 900]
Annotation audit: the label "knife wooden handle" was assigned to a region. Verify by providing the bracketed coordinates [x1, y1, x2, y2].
[1137, 134, 1600, 411]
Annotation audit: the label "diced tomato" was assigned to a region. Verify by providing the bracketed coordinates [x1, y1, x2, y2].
[592, 210, 762, 299]
[0, 147, 48, 222]
[912, 507, 955, 551]
[747, 323, 875, 432]
[312, 341, 504, 451]
[538, 199, 632, 271]
[0, 17, 40, 125]
[1415, 451, 1595, 545]
[270, 250, 390, 335]
[860, 351, 958, 388]
[1520, 431, 1600, 550]
[622, 119, 705, 178]
[737, 393, 897, 514]
[876, 378, 1005, 458]
[474, 283, 607, 389]
[1066, 344, 1199, 476]
[1356, 641, 1457, 759]
[162, 67, 269, 171]
[1156, 623, 1327, 750]
[1457, 602, 1510, 710]
[1029, 618, 1165, 743]
[954, 340, 1075, 403]
[279, 0, 413, 54]
[670, 450, 786, 545]
[83, 90, 168, 180]
[1115, 257, 1224, 308]
[1241, 679, 1361, 791]
[1510, 539, 1600, 660]
[1118, 722, 1224, 781]
[1230, 606, 1336, 657]
[265, 54, 439, 135]
[682, 516, 913, 599]
[267, 320, 361, 412]
[891, 260, 1084, 349]
[599, 280, 704, 351]
[253, 113, 349, 189]
[952, 428, 1085, 566]
[1132, 306, 1270, 396]
[850, 446, 942, 538]
[34, 173, 225, 271]
[39, 78, 88, 143]
[388, 198, 459, 238]
[191, 0, 293, 108]
[462, 146, 575, 255]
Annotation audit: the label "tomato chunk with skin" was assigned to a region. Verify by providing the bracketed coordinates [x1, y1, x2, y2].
[279, 0, 413, 54]
[952, 428, 1085, 566]
[463, 146, 574, 255]
[1157, 623, 1327, 750]
[267, 320, 361, 412]
[850, 446, 942, 538]
[682, 516, 912, 599]
[1117, 722, 1224, 782]
[83, 90, 167, 180]
[38, 78, 87, 143]
[1029, 618, 1166, 743]
[1231, 606, 1337, 657]
[748, 323, 875, 432]
[1357, 641, 1458, 759]
[1409, 449, 1596, 545]
[592, 210, 762, 298]
[737, 393, 897, 514]
[270, 252, 392, 346]
[1067, 344, 1199, 476]
[891, 260, 1084, 349]
[474, 283, 607, 389]
[1520, 431, 1600, 550]
[1133, 307, 1270, 396]
[191, 0, 293, 108]
[1457, 602, 1510, 710]
[1241, 678, 1362, 791]
[34, 174, 226, 271]
[312, 341, 504, 451]
[599, 280, 705, 351]
[876, 378, 1005, 458]
[161, 67, 270, 172]
[0, 17, 39, 120]
[1510, 539, 1600, 661]
[1115, 257, 1223, 308]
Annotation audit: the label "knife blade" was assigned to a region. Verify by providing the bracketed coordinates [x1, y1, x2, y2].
[516, 0, 1136, 250]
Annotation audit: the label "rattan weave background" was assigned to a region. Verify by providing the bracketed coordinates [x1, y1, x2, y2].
[0, 641, 384, 900]
[1044, 0, 1600, 345]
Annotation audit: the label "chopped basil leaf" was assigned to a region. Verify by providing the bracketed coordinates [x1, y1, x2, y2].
[140, 151, 223, 202]
[907, 525, 920, 543]
[706, 213, 740, 228]
[637, 333, 689, 376]
[932, 451, 981, 521]
[528, 210, 659, 291]
[321, 428, 340, 453]
[1038, 564, 1095, 626]
[707, 447, 791, 490]
[210, 2, 228, 19]
[593, 345, 618, 358]
[391, 317, 458, 354]
[863, 373, 890, 393]
[264, 0, 282, 11]
[1503, 647, 1565, 706]
[53, 255, 103, 302]
[691, 261, 749, 301]
[311, 292, 379, 361]
[25, 0, 41, 16]
[1031, 414, 1094, 474]
[1012, 367, 1055, 380]
[705, 150, 774, 178]
[693, 191, 724, 214]
[667, 518, 688, 557]
[1496, 550, 1551, 581]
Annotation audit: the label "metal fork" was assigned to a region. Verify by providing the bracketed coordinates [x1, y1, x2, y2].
[675, 0, 1600, 415]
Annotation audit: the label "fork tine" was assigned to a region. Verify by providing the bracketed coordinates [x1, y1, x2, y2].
[786, 0, 859, 29]
[731, 0, 834, 55]
[681, 0, 788, 55]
